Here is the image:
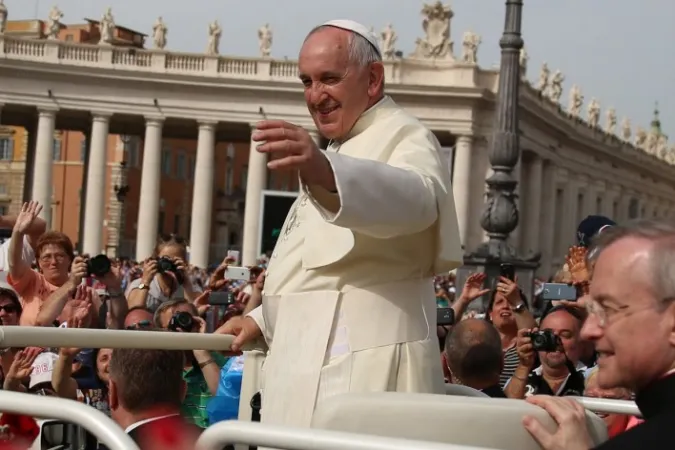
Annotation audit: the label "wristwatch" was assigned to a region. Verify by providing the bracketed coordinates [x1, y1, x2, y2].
[138, 283, 149, 290]
[513, 302, 526, 313]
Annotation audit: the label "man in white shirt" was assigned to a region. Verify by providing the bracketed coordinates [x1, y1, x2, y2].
[0, 210, 46, 271]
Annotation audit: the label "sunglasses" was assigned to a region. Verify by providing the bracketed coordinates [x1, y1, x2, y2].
[0, 304, 18, 314]
[125, 320, 152, 330]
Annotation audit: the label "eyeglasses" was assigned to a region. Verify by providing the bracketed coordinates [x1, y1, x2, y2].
[0, 304, 18, 314]
[39, 253, 67, 263]
[125, 320, 152, 330]
[585, 298, 658, 328]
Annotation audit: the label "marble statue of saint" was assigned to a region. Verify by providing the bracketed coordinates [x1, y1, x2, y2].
[548, 70, 564, 103]
[153, 16, 168, 50]
[666, 145, 675, 165]
[461, 30, 481, 64]
[587, 98, 600, 128]
[634, 127, 647, 149]
[99, 7, 115, 45]
[46, 6, 63, 40]
[605, 108, 617, 135]
[412, 1, 454, 59]
[206, 20, 222, 55]
[645, 132, 658, 155]
[538, 62, 550, 94]
[568, 85, 584, 117]
[519, 47, 528, 79]
[656, 134, 668, 159]
[0, 0, 9, 35]
[258, 23, 273, 58]
[621, 118, 631, 141]
[379, 23, 397, 60]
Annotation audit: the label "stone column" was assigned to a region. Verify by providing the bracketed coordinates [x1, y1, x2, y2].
[522, 155, 543, 257]
[581, 177, 596, 218]
[241, 126, 268, 266]
[600, 188, 615, 219]
[32, 109, 58, 225]
[82, 113, 110, 256]
[538, 160, 557, 277]
[135, 118, 164, 261]
[558, 177, 578, 256]
[189, 121, 217, 269]
[452, 135, 473, 248]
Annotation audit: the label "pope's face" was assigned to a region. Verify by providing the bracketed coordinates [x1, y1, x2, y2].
[299, 27, 379, 140]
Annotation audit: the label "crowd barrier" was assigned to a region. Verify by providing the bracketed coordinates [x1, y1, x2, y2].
[0, 390, 138, 450]
[196, 421, 496, 450]
[571, 396, 642, 417]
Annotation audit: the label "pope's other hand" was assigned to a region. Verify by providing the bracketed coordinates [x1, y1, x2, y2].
[216, 316, 262, 353]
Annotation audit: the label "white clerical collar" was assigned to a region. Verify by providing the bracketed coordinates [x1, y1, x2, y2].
[124, 413, 180, 434]
[340, 95, 397, 142]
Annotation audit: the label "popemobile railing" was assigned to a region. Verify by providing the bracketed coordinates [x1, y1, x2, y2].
[0, 326, 643, 450]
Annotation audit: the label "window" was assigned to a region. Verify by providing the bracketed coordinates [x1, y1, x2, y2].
[0, 138, 13, 160]
[52, 138, 62, 161]
[65, 35, 74, 42]
[173, 214, 181, 234]
[0, 184, 6, 195]
[0, 205, 7, 216]
[240, 165, 248, 189]
[225, 165, 234, 195]
[161, 149, 172, 176]
[80, 137, 88, 162]
[187, 156, 194, 181]
[157, 211, 165, 235]
[176, 153, 187, 180]
[128, 138, 140, 168]
[628, 198, 639, 219]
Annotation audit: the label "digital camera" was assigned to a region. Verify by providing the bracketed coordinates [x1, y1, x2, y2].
[87, 254, 111, 277]
[168, 311, 194, 332]
[528, 330, 560, 352]
[156, 256, 177, 274]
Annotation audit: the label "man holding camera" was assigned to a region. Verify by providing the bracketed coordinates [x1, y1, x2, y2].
[504, 305, 586, 399]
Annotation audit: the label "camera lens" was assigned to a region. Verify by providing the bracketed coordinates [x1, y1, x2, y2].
[87, 255, 111, 277]
[169, 311, 194, 332]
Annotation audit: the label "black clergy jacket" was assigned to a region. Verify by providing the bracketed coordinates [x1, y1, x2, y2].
[594, 372, 675, 449]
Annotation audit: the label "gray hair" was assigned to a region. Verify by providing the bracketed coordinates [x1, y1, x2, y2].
[305, 25, 382, 68]
[588, 219, 675, 305]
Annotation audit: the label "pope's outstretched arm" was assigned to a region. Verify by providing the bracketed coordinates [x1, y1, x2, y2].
[305, 125, 446, 239]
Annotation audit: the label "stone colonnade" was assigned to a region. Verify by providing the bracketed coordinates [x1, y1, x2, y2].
[450, 134, 675, 276]
[3, 106, 278, 268]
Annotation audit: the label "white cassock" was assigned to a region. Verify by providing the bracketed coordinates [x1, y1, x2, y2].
[247, 95, 462, 428]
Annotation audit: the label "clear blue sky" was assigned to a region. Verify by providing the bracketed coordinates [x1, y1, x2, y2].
[8, 0, 674, 138]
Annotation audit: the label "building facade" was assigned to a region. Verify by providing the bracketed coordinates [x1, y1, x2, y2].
[0, 3, 673, 275]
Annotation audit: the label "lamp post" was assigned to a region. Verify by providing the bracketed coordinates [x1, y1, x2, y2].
[458, 0, 540, 308]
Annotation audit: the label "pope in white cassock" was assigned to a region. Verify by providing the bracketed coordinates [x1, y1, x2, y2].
[219, 19, 463, 428]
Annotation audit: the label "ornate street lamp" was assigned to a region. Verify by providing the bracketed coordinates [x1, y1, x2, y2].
[457, 0, 540, 308]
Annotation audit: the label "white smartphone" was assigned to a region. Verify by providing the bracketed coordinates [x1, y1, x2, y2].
[223, 266, 250, 281]
[227, 250, 240, 264]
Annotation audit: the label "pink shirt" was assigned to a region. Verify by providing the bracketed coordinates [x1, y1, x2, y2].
[8, 270, 59, 326]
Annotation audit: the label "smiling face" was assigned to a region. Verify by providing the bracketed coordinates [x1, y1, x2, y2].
[489, 293, 514, 329]
[539, 309, 581, 369]
[298, 26, 384, 140]
[582, 236, 675, 391]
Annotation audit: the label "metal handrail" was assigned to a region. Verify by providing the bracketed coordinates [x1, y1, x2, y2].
[0, 390, 138, 450]
[196, 421, 497, 450]
[570, 396, 642, 417]
[0, 326, 234, 350]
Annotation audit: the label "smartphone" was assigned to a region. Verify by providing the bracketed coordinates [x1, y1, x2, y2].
[227, 250, 240, 264]
[500, 263, 515, 281]
[540, 283, 578, 301]
[223, 266, 251, 281]
[208, 291, 235, 306]
[437, 307, 455, 326]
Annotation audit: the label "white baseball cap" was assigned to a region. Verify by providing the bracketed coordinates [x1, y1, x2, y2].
[29, 352, 59, 389]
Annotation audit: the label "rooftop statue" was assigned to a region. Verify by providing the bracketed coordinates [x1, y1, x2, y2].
[153, 16, 168, 50]
[379, 23, 397, 60]
[461, 30, 481, 64]
[412, 1, 454, 60]
[206, 20, 222, 56]
[258, 23, 273, 58]
[46, 6, 63, 40]
[99, 7, 115, 45]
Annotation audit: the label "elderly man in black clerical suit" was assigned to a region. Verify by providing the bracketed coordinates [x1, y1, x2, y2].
[107, 348, 201, 448]
[523, 220, 675, 450]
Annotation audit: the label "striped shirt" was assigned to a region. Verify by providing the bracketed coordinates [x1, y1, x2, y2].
[499, 345, 519, 388]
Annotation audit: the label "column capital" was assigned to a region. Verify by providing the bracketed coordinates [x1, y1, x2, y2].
[91, 111, 112, 121]
[455, 135, 474, 145]
[37, 107, 58, 118]
[144, 116, 164, 127]
[198, 120, 218, 130]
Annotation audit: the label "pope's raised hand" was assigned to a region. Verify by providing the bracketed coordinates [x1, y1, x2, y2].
[252, 120, 334, 188]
